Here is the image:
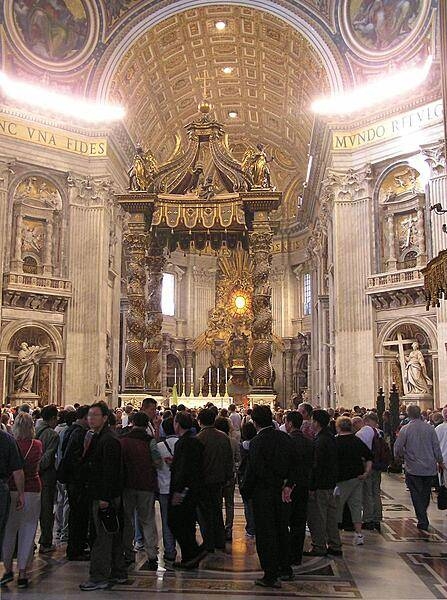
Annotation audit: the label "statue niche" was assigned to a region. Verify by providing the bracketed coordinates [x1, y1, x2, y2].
[8, 327, 55, 405]
[11, 175, 63, 276]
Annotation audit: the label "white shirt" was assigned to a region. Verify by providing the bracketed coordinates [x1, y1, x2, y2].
[279, 423, 287, 432]
[157, 436, 179, 494]
[121, 414, 129, 428]
[356, 425, 375, 450]
[229, 411, 242, 432]
[436, 422, 447, 464]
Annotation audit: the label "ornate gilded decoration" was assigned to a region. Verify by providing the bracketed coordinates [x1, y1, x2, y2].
[249, 218, 274, 391]
[128, 146, 158, 191]
[379, 166, 422, 203]
[242, 144, 274, 189]
[194, 249, 253, 369]
[123, 227, 148, 389]
[145, 236, 165, 392]
[422, 249, 447, 308]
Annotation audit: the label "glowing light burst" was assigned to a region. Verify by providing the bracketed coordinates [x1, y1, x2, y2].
[311, 57, 433, 116]
[0, 71, 125, 123]
[234, 295, 246, 310]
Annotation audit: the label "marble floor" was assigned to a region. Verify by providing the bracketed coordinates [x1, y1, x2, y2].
[2, 474, 447, 599]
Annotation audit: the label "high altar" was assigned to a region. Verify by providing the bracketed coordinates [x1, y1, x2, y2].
[116, 97, 282, 407]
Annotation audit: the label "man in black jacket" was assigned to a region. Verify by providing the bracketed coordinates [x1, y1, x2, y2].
[305, 409, 342, 557]
[168, 411, 206, 569]
[285, 411, 314, 565]
[59, 405, 90, 561]
[79, 402, 127, 591]
[241, 405, 295, 589]
[196, 408, 233, 553]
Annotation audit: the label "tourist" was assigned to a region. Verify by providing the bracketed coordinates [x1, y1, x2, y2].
[359, 412, 387, 532]
[168, 411, 206, 569]
[0, 426, 24, 579]
[35, 404, 59, 554]
[215, 416, 240, 542]
[394, 404, 444, 532]
[196, 408, 233, 553]
[298, 402, 315, 439]
[238, 421, 257, 538]
[435, 407, 447, 477]
[141, 397, 161, 440]
[121, 404, 134, 429]
[60, 405, 90, 561]
[54, 408, 77, 544]
[156, 417, 178, 564]
[79, 402, 127, 591]
[228, 404, 242, 443]
[285, 410, 314, 565]
[1, 413, 42, 589]
[305, 409, 341, 557]
[120, 411, 162, 570]
[335, 416, 373, 546]
[240, 404, 295, 588]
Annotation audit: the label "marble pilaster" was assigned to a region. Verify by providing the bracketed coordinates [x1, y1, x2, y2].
[328, 165, 375, 407]
[421, 140, 447, 405]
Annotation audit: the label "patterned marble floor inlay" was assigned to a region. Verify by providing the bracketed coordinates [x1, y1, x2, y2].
[400, 553, 447, 599]
[382, 518, 447, 543]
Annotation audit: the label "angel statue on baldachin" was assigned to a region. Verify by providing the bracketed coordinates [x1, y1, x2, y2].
[242, 143, 274, 189]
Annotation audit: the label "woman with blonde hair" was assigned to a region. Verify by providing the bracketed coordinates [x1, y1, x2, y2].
[1, 412, 43, 589]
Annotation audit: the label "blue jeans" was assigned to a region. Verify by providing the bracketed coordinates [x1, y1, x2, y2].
[405, 473, 433, 530]
[159, 494, 176, 559]
[134, 510, 143, 545]
[243, 498, 255, 536]
[0, 482, 11, 559]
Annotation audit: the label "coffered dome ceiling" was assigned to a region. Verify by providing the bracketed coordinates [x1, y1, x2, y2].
[108, 6, 330, 226]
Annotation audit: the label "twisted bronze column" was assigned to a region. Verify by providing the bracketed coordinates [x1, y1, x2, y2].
[249, 212, 274, 392]
[144, 234, 165, 393]
[123, 226, 148, 389]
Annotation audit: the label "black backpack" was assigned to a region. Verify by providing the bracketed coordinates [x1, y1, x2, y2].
[372, 430, 391, 472]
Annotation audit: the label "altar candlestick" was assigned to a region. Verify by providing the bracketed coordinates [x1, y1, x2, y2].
[225, 367, 228, 383]
[208, 367, 211, 385]
[174, 367, 177, 385]
[217, 368, 220, 386]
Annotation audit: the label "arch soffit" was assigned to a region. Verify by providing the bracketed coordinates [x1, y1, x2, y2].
[92, 0, 349, 100]
[0, 320, 64, 356]
[377, 317, 438, 353]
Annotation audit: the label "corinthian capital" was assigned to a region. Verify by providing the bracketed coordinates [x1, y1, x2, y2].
[324, 164, 372, 203]
[420, 140, 446, 177]
[67, 173, 116, 207]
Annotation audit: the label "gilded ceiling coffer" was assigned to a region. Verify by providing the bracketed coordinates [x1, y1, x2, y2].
[117, 100, 281, 398]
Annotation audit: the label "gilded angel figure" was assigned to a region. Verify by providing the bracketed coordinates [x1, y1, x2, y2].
[242, 143, 273, 188]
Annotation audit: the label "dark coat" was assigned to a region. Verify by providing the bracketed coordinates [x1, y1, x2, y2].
[82, 425, 122, 501]
[120, 429, 157, 491]
[309, 427, 338, 491]
[240, 426, 295, 499]
[60, 423, 87, 485]
[289, 428, 314, 488]
[170, 430, 203, 496]
[196, 426, 233, 486]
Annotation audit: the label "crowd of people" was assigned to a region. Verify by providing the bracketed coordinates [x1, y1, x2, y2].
[0, 398, 446, 590]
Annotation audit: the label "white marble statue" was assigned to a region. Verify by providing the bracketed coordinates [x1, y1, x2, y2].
[404, 341, 432, 395]
[13, 342, 49, 394]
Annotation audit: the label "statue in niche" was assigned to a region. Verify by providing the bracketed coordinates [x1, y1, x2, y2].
[404, 341, 432, 395]
[400, 214, 418, 249]
[128, 145, 158, 191]
[242, 143, 274, 188]
[14, 342, 49, 393]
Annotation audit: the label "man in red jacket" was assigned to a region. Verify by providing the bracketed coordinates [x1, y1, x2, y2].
[119, 411, 162, 570]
